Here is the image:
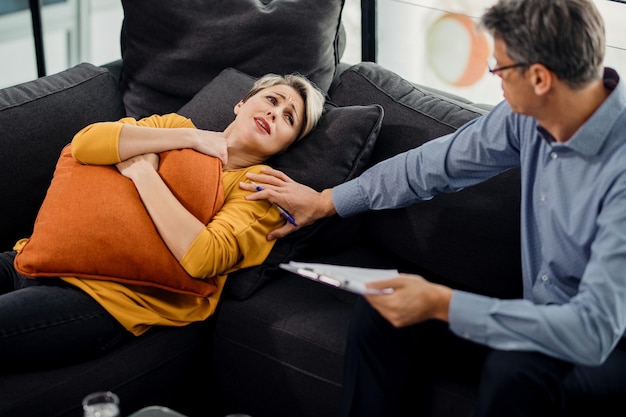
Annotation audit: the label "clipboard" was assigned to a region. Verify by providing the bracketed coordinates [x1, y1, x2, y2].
[279, 261, 395, 294]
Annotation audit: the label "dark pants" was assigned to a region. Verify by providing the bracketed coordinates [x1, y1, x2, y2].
[0, 251, 130, 373]
[339, 297, 626, 417]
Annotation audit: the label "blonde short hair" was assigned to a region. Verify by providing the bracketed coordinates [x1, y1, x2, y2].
[242, 73, 325, 140]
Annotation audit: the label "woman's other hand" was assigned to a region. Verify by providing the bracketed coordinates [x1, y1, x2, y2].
[194, 130, 228, 166]
[116, 153, 159, 180]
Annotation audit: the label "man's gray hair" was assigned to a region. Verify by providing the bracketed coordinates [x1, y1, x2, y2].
[481, 0, 605, 88]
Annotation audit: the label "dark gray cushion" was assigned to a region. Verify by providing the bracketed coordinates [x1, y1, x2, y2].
[0, 63, 126, 252]
[177, 68, 255, 133]
[179, 67, 384, 299]
[213, 274, 352, 417]
[120, 0, 345, 118]
[329, 62, 523, 299]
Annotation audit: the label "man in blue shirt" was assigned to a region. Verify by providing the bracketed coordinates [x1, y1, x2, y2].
[242, 0, 626, 415]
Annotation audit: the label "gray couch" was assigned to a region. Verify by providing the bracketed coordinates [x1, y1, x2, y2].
[0, 2, 522, 416]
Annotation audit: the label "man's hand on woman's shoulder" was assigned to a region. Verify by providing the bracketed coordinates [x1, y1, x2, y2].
[240, 167, 336, 240]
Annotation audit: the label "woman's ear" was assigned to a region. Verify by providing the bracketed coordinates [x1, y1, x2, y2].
[233, 100, 244, 115]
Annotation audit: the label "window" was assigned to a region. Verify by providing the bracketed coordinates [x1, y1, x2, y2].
[374, 0, 626, 105]
[0, 0, 123, 88]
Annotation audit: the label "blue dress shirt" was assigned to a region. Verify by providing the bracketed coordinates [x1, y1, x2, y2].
[333, 68, 626, 366]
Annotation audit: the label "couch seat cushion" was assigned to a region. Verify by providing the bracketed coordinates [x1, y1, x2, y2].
[213, 274, 354, 417]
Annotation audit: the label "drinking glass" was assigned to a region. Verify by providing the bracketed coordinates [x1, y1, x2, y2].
[82, 391, 120, 417]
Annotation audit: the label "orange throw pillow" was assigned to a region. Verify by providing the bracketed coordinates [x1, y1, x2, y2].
[14, 144, 224, 297]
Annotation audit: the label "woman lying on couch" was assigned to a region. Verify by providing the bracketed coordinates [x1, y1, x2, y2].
[0, 73, 324, 372]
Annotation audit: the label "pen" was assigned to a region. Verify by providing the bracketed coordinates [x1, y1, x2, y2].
[250, 181, 298, 227]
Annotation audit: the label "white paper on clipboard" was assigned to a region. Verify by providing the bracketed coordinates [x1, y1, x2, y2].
[279, 261, 396, 294]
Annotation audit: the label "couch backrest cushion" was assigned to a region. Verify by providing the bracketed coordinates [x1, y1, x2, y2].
[0, 63, 126, 252]
[178, 67, 384, 299]
[120, 0, 346, 118]
[329, 62, 522, 299]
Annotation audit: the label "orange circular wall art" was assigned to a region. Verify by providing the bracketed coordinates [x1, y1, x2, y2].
[426, 13, 491, 87]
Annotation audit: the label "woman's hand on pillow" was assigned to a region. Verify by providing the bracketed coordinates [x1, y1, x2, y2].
[116, 153, 160, 181]
[193, 129, 228, 166]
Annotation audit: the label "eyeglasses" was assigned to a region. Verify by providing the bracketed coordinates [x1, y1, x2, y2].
[487, 58, 528, 75]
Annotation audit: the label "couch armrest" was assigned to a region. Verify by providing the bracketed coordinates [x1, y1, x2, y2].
[0, 63, 126, 251]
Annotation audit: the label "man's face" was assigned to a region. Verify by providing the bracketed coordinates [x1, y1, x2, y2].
[491, 39, 535, 114]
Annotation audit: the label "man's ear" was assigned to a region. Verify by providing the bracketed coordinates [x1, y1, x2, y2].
[234, 100, 244, 115]
[530, 63, 553, 96]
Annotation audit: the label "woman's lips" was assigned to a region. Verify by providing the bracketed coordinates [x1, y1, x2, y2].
[255, 117, 270, 134]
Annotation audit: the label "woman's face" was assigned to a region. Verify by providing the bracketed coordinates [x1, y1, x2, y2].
[231, 84, 305, 159]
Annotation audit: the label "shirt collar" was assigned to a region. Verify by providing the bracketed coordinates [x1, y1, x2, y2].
[563, 67, 625, 156]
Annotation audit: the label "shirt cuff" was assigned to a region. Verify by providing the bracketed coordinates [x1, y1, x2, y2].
[333, 179, 369, 218]
[449, 290, 494, 344]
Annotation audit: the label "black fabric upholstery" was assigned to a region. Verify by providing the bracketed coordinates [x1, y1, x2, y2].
[0, 320, 215, 417]
[213, 276, 354, 417]
[330, 62, 523, 299]
[178, 67, 385, 299]
[120, 0, 346, 118]
[177, 67, 255, 131]
[0, 63, 126, 252]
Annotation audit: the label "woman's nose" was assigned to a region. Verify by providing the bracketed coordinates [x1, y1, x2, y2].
[266, 109, 276, 120]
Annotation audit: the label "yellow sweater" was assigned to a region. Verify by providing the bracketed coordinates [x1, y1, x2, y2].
[15, 114, 282, 335]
